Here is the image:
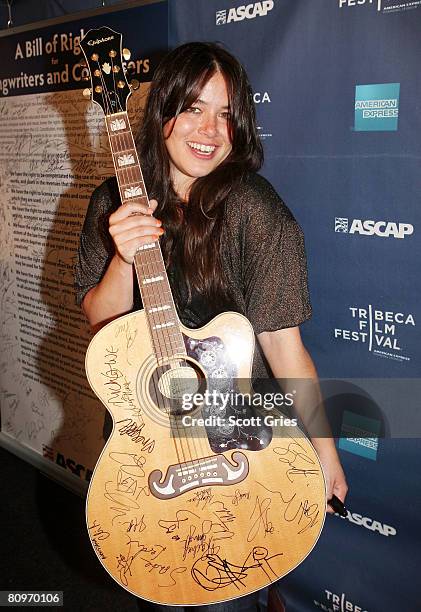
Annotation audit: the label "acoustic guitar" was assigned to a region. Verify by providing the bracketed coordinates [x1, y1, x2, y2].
[80, 27, 326, 606]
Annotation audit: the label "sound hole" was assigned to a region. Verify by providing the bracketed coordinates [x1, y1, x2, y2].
[149, 358, 206, 416]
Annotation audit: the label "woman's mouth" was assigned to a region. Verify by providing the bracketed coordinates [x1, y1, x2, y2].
[186, 141, 217, 157]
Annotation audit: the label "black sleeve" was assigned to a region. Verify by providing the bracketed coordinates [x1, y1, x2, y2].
[239, 175, 312, 334]
[74, 177, 120, 306]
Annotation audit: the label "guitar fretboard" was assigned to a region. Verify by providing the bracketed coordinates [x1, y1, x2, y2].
[105, 111, 186, 361]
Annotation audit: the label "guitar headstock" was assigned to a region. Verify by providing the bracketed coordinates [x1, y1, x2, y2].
[79, 26, 132, 115]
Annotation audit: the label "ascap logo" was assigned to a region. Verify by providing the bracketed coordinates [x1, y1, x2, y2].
[253, 91, 271, 103]
[87, 35, 114, 46]
[315, 589, 368, 612]
[334, 305, 415, 362]
[335, 217, 413, 239]
[337, 510, 397, 536]
[216, 1, 274, 25]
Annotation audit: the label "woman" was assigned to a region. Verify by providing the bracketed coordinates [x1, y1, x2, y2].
[75, 42, 347, 611]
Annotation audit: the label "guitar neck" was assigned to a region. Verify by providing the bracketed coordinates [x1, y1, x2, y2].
[105, 111, 186, 360]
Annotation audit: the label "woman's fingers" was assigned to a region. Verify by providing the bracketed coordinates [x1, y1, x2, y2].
[109, 214, 161, 237]
[109, 200, 154, 222]
[109, 200, 163, 264]
[114, 224, 164, 246]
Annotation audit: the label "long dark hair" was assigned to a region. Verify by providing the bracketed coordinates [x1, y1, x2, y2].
[137, 42, 263, 304]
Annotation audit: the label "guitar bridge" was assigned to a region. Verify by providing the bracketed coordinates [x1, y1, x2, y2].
[148, 452, 249, 500]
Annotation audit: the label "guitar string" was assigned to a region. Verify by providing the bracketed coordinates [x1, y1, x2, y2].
[113, 93, 210, 480]
[139, 235, 204, 470]
[99, 61, 207, 478]
[120, 128, 194, 474]
[124, 131, 191, 471]
[95, 85, 181, 484]
[118, 124, 206, 471]
[121, 132, 188, 471]
[131, 167, 208, 471]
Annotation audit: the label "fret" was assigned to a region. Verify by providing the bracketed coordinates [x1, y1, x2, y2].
[119, 179, 144, 191]
[146, 300, 175, 309]
[142, 275, 164, 285]
[122, 196, 149, 206]
[136, 254, 165, 265]
[154, 345, 186, 356]
[116, 166, 142, 183]
[148, 305, 172, 313]
[149, 326, 182, 337]
[140, 284, 171, 293]
[142, 295, 174, 307]
[109, 132, 135, 144]
[147, 309, 176, 322]
[153, 335, 185, 344]
[113, 145, 138, 156]
[152, 321, 175, 330]
[150, 330, 185, 341]
[137, 266, 166, 277]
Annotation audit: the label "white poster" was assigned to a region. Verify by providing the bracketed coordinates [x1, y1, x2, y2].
[0, 2, 167, 485]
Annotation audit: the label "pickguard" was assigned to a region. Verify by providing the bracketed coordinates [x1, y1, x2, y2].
[184, 334, 272, 452]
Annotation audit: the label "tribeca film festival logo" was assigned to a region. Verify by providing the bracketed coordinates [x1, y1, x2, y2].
[216, 1, 273, 25]
[314, 589, 368, 612]
[354, 83, 400, 131]
[334, 217, 413, 239]
[334, 306, 415, 362]
[254, 90, 273, 140]
[339, 0, 421, 13]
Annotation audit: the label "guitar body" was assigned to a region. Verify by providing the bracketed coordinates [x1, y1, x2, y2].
[85, 310, 326, 605]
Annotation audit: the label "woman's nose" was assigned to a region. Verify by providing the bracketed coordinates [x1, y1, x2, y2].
[198, 113, 218, 137]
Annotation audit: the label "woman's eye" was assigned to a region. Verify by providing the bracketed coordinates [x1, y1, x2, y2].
[186, 106, 201, 114]
[220, 111, 231, 120]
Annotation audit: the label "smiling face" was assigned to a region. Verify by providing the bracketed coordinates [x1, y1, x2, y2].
[163, 71, 232, 199]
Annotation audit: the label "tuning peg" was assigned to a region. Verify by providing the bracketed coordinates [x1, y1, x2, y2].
[130, 79, 140, 91]
[123, 48, 131, 61]
[83, 88, 91, 98]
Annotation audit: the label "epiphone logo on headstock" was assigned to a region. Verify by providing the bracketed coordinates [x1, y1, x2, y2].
[87, 35, 115, 46]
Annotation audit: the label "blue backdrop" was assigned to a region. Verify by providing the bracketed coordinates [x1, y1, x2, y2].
[1, 1, 420, 610]
[169, 2, 421, 611]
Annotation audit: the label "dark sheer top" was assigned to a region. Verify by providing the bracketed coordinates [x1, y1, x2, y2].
[74, 173, 312, 378]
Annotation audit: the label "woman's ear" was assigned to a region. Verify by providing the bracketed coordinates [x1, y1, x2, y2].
[163, 117, 176, 139]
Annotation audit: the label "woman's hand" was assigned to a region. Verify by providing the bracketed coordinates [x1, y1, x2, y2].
[314, 442, 348, 514]
[108, 198, 163, 265]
